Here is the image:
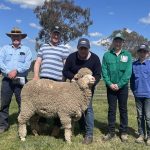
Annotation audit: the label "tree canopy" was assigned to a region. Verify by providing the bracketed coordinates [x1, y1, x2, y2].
[99, 28, 150, 57]
[34, 0, 92, 45]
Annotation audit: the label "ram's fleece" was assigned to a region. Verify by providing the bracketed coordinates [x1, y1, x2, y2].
[18, 68, 95, 143]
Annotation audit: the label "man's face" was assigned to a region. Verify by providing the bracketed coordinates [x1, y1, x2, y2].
[113, 38, 124, 51]
[11, 35, 22, 46]
[78, 47, 89, 59]
[138, 49, 149, 60]
[51, 32, 61, 45]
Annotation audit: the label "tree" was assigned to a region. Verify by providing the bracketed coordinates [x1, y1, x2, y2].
[98, 28, 150, 58]
[34, 0, 92, 45]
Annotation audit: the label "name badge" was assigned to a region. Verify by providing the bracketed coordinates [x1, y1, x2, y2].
[120, 55, 128, 62]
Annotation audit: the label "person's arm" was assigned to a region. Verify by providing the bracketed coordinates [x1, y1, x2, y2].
[0, 46, 11, 76]
[117, 53, 132, 89]
[93, 56, 101, 86]
[130, 66, 134, 92]
[102, 54, 112, 86]
[33, 45, 43, 80]
[62, 55, 74, 80]
[33, 57, 42, 80]
[17, 48, 32, 73]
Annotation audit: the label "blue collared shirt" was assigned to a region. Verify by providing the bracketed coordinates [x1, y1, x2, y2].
[0, 44, 32, 77]
[130, 59, 150, 98]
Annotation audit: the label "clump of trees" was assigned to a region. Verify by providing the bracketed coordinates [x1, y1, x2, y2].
[34, 0, 92, 45]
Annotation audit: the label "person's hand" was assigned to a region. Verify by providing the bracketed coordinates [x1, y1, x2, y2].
[33, 76, 39, 80]
[110, 84, 119, 91]
[114, 84, 119, 91]
[8, 70, 17, 79]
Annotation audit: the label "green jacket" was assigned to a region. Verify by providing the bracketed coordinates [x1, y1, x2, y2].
[102, 49, 132, 88]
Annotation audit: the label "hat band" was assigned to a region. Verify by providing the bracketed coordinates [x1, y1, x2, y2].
[11, 31, 22, 34]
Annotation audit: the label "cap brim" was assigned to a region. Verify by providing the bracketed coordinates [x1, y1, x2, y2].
[113, 37, 125, 41]
[52, 30, 61, 34]
[78, 44, 90, 49]
[6, 33, 27, 39]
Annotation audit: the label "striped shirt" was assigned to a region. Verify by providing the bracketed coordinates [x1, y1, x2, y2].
[37, 43, 69, 80]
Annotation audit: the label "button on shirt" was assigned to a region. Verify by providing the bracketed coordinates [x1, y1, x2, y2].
[0, 44, 32, 77]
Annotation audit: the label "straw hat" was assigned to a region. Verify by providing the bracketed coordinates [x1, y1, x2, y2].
[6, 27, 27, 39]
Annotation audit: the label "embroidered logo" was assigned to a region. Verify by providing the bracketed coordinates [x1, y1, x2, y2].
[120, 55, 128, 62]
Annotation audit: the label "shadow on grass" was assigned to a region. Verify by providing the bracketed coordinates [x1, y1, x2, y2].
[9, 112, 18, 125]
[94, 119, 137, 138]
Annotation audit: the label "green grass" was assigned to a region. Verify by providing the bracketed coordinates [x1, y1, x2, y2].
[0, 81, 149, 150]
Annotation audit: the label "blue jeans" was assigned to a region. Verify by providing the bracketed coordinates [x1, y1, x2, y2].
[78, 99, 94, 137]
[135, 97, 150, 138]
[0, 77, 23, 129]
[107, 85, 128, 134]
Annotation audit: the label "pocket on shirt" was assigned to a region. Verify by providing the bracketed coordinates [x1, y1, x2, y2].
[142, 71, 150, 79]
[18, 55, 25, 62]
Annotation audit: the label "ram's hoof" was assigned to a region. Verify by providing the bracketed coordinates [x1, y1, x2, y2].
[21, 138, 26, 141]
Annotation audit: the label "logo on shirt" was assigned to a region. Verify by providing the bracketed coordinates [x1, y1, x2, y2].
[120, 55, 128, 62]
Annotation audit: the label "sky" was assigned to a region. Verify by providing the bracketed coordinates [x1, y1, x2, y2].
[0, 0, 150, 60]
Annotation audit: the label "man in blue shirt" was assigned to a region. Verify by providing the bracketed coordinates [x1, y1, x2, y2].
[0, 27, 32, 133]
[130, 44, 150, 146]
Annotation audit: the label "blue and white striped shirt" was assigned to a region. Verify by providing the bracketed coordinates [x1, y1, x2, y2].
[37, 43, 69, 80]
[0, 44, 32, 77]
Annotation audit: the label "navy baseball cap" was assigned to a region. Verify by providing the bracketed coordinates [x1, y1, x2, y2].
[137, 44, 149, 52]
[77, 38, 90, 49]
[51, 26, 61, 34]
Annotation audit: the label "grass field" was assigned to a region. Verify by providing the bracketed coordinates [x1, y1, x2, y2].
[0, 79, 149, 150]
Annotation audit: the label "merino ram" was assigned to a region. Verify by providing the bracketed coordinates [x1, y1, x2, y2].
[18, 68, 95, 143]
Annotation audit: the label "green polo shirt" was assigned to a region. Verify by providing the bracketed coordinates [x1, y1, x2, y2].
[102, 49, 132, 88]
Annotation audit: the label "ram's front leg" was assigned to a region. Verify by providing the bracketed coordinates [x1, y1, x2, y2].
[64, 128, 72, 143]
[59, 113, 72, 143]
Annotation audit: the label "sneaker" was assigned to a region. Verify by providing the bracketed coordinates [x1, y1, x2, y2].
[82, 136, 93, 144]
[51, 126, 60, 137]
[146, 138, 150, 146]
[120, 133, 128, 142]
[135, 135, 144, 144]
[102, 133, 115, 141]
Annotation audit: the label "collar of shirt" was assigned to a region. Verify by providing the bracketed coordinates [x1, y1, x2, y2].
[11, 44, 22, 49]
[110, 48, 125, 55]
[48, 42, 60, 47]
[77, 52, 91, 60]
[135, 59, 149, 65]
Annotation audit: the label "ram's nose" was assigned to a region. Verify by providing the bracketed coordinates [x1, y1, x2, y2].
[90, 77, 95, 83]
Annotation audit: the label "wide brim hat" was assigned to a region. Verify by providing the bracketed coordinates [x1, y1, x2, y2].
[6, 27, 27, 39]
[113, 33, 125, 41]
